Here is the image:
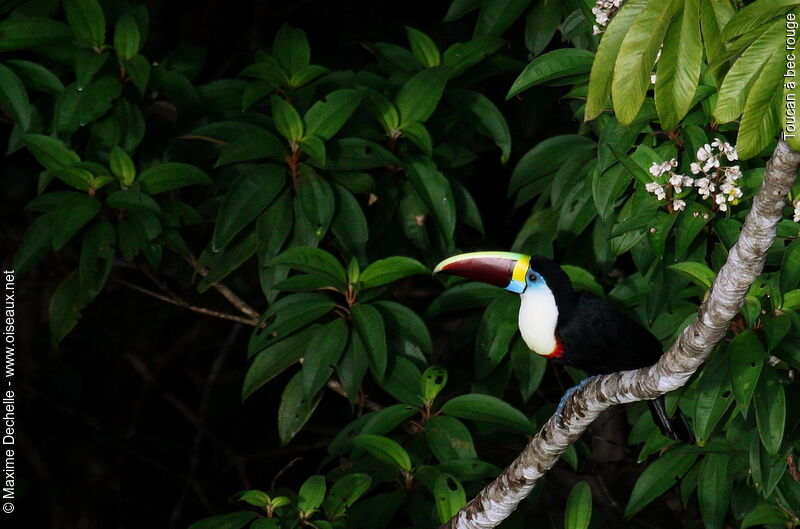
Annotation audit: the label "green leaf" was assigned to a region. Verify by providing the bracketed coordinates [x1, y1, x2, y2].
[351, 303, 388, 379]
[114, 12, 141, 61]
[715, 19, 783, 123]
[441, 393, 534, 434]
[365, 89, 400, 131]
[0, 64, 31, 131]
[298, 475, 326, 515]
[296, 165, 334, 241]
[624, 451, 697, 516]
[674, 202, 712, 261]
[406, 26, 440, 67]
[187, 511, 257, 529]
[323, 474, 372, 519]
[300, 134, 326, 167]
[738, 40, 783, 159]
[352, 434, 412, 471]
[565, 481, 592, 529]
[359, 257, 428, 289]
[475, 295, 519, 378]
[6, 59, 64, 94]
[380, 356, 425, 406]
[441, 36, 504, 77]
[561, 265, 604, 297]
[271, 96, 304, 142]
[278, 371, 322, 445]
[49, 274, 84, 345]
[73, 50, 109, 90]
[509, 135, 595, 195]
[14, 213, 54, 274]
[302, 319, 348, 397]
[425, 416, 476, 462]
[237, 490, 270, 507]
[326, 138, 400, 170]
[126, 55, 150, 95]
[404, 156, 456, 243]
[400, 121, 433, 156]
[395, 66, 449, 125]
[63, 0, 106, 49]
[54, 75, 122, 134]
[722, 0, 800, 40]
[109, 146, 136, 186]
[420, 366, 448, 403]
[762, 313, 791, 352]
[105, 190, 160, 214]
[473, 0, 533, 36]
[361, 404, 419, 436]
[0, 18, 71, 52]
[654, 0, 702, 130]
[195, 230, 257, 292]
[444, 0, 482, 21]
[78, 221, 115, 303]
[693, 351, 733, 444]
[433, 473, 466, 524]
[338, 332, 370, 404]
[304, 89, 362, 141]
[23, 134, 80, 171]
[426, 282, 504, 317]
[728, 330, 766, 416]
[525, 0, 562, 56]
[273, 24, 310, 75]
[449, 89, 511, 163]
[267, 247, 347, 290]
[510, 335, 546, 402]
[585, 0, 648, 120]
[668, 261, 715, 289]
[698, 454, 731, 529]
[330, 184, 368, 260]
[753, 368, 785, 456]
[290, 64, 328, 88]
[52, 193, 101, 251]
[781, 238, 800, 292]
[507, 49, 594, 99]
[247, 293, 336, 355]
[374, 300, 433, 355]
[213, 164, 285, 251]
[741, 503, 789, 528]
[612, 0, 679, 124]
[215, 129, 287, 166]
[138, 163, 212, 194]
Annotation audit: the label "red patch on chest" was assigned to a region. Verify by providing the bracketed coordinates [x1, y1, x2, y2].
[544, 336, 564, 359]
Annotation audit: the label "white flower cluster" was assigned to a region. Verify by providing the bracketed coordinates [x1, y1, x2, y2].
[646, 159, 691, 211]
[592, 0, 624, 35]
[793, 198, 800, 223]
[690, 139, 741, 212]
[644, 139, 742, 213]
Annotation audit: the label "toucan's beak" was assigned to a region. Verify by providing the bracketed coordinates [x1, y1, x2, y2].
[433, 252, 531, 294]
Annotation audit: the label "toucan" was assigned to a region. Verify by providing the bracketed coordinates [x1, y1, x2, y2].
[433, 251, 695, 443]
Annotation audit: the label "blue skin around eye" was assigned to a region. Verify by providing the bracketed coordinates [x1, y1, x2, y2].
[525, 269, 547, 289]
[507, 268, 547, 293]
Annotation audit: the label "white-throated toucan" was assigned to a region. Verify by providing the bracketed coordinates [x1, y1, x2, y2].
[434, 251, 695, 443]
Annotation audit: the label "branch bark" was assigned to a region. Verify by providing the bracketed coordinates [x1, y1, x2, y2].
[444, 140, 800, 529]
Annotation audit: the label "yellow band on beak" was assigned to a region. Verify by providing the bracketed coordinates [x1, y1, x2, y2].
[512, 255, 530, 284]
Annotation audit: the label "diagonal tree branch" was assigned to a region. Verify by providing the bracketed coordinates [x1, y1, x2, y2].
[444, 139, 800, 529]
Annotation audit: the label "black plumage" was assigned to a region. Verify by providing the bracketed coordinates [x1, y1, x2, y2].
[531, 256, 694, 443]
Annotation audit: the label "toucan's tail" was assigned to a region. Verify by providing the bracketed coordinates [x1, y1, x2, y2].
[647, 396, 695, 444]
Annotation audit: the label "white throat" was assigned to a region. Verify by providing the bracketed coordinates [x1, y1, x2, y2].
[518, 285, 559, 356]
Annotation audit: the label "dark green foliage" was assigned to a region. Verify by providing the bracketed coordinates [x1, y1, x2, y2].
[7, 1, 800, 528]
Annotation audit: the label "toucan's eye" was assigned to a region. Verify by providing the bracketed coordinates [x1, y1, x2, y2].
[528, 273, 538, 282]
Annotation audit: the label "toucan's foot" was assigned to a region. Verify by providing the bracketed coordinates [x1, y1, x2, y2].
[556, 376, 599, 427]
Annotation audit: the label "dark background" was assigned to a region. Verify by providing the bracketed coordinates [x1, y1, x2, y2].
[3, 1, 579, 528]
